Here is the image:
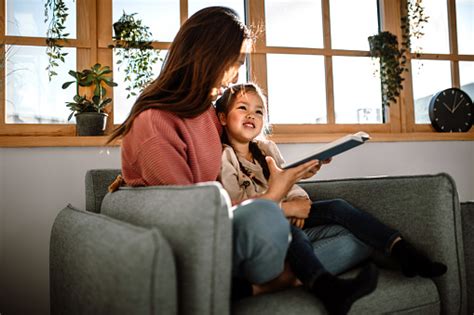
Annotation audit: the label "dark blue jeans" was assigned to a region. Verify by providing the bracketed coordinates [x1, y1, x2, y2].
[305, 199, 401, 255]
[287, 198, 401, 286]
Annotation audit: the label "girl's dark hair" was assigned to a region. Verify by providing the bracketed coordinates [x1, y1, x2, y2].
[108, 6, 254, 143]
[215, 83, 271, 181]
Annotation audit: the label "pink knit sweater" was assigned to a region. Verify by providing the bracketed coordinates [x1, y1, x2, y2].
[121, 106, 223, 186]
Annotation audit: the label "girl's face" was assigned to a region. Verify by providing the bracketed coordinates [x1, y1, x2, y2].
[218, 92, 265, 144]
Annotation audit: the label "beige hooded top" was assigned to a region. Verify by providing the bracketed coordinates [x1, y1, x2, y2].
[218, 139, 309, 204]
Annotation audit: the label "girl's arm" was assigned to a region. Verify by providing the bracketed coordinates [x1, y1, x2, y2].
[281, 198, 311, 218]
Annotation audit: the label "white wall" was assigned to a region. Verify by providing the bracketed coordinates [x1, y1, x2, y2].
[280, 141, 474, 201]
[0, 147, 120, 315]
[0, 141, 473, 314]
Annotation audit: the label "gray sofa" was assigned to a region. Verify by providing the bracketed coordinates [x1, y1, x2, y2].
[50, 170, 472, 314]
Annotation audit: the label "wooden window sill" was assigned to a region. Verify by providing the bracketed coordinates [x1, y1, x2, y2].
[0, 136, 120, 147]
[0, 132, 473, 147]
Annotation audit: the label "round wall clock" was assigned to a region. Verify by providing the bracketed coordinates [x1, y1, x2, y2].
[428, 87, 473, 132]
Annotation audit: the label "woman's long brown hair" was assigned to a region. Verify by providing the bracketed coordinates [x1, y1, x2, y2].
[108, 6, 253, 143]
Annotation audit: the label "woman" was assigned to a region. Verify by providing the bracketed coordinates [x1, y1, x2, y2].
[108, 7, 376, 313]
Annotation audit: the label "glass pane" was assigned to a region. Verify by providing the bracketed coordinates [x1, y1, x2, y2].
[5, 45, 76, 124]
[333, 57, 383, 124]
[267, 54, 326, 124]
[188, 0, 245, 21]
[113, 49, 167, 124]
[113, 0, 180, 42]
[410, 0, 449, 54]
[411, 59, 451, 123]
[456, 0, 474, 54]
[460, 61, 474, 101]
[330, 0, 379, 50]
[265, 0, 323, 48]
[6, 0, 76, 38]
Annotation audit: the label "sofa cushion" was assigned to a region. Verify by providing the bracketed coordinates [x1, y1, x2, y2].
[50, 204, 176, 315]
[101, 183, 232, 315]
[233, 269, 439, 314]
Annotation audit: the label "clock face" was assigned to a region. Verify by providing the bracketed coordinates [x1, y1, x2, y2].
[428, 88, 473, 132]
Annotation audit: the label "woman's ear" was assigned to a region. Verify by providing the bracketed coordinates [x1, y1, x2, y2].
[218, 112, 227, 126]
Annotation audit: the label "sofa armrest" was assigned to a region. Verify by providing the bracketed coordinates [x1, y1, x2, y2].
[461, 201, 474, 314]
[101, 182, 233, 315]
[50, 205, 176, 315]
[299, 173, 467, 315]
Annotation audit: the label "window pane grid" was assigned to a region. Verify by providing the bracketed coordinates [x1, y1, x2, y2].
[1, 0, 473, 140]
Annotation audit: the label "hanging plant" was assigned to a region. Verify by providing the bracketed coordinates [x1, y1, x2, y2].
[401, 0, 429, 58]
[368, 32, 405, 107]
[109, 11, 161, 99]
[368, 0, 428, 107]
[44, 0, 73, 81]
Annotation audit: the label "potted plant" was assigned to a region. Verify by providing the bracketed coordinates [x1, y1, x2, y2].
[62, 63, 118, 136]
[110, 11, 161, 98]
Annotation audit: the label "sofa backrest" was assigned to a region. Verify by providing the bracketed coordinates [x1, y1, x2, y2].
[300, 173, 467, 315]
[461, 201, 474, 314]
[85, 169, 121, 213]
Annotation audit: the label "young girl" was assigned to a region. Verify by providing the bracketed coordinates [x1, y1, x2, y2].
[216, 83, 447, 314]
[216, 83, 379, 314]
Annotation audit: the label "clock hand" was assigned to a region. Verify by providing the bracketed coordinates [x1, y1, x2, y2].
[452, 91, 458, 113]
[442, 102, 453, 113]
[452, 96, 464, 113]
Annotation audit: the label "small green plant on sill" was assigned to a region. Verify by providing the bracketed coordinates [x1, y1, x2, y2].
[44, 0, 74, 81]
[62, 63, 118, 121]
[110, 11, 161, 99]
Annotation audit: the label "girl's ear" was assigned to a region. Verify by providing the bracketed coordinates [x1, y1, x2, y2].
[218, 112, 227, 126]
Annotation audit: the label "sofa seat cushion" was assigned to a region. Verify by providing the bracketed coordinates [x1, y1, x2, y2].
[233, 269, 439, 314]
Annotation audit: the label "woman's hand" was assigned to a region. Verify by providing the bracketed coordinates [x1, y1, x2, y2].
[301, 158, 332, 179]
[281, 198, 311, 219]
[262, 157, 319, 202]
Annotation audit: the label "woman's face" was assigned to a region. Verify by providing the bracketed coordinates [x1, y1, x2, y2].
[211, 39, 252, 100]
[211, 53, 246, 101]
[218, 91, 265, 144]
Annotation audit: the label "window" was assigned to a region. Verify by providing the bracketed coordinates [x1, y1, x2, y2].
[409, 0, 474, 131]
[258, 0, 389, 134]
[4, 0, 77, 126]
[1, 0, 473, 145]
